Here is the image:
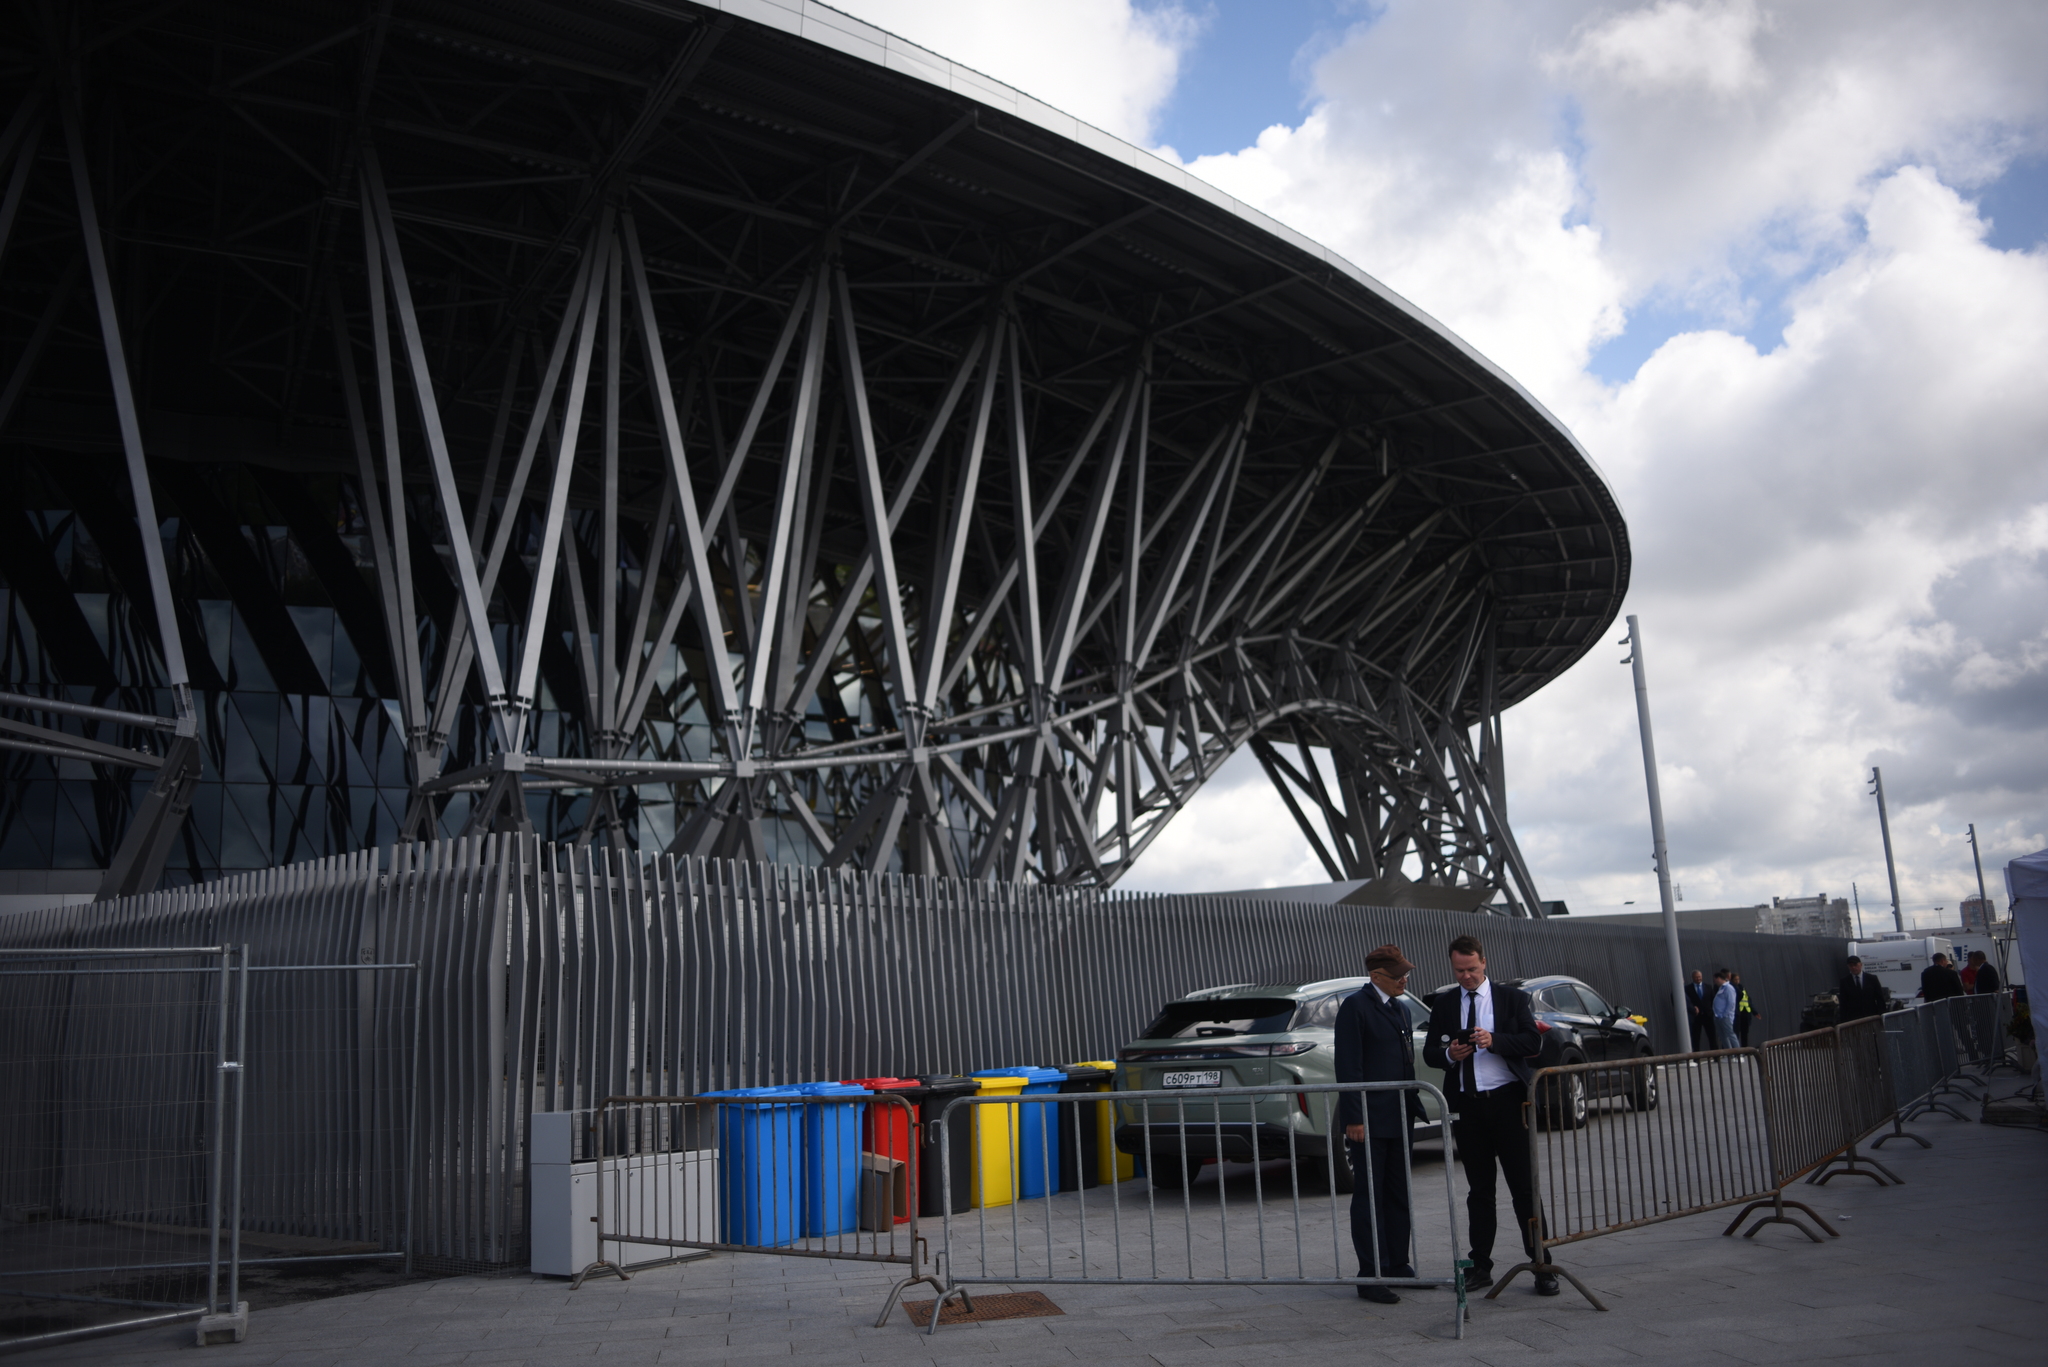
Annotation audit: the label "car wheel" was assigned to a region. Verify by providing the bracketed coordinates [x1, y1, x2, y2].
[1540, 1059, 1588, 1130]
[1627, 1050, 1659, 1111]
[1148, 1153, 1188, 1191]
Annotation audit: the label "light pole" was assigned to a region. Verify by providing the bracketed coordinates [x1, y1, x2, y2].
[1622, 616, 1691, 1054]
[1868, 768, 1903, 932]
[1968, 823, 1990, 927]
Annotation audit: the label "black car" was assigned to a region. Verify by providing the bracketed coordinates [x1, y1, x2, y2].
[1423, 974, 1657, 1128]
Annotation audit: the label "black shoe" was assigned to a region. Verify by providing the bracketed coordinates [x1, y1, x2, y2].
[1463, 1269, 1495, 1290]
[1357, 1283, 1401, 1304]
[1534, 1272, 1560, 1297]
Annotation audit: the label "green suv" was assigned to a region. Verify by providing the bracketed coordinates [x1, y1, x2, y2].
[1113, 978, 1442, 1190]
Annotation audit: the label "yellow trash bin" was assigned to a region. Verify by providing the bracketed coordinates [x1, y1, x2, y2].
[969, 1074, 1026, 1208]
[1066, 1060, 1136, 1186]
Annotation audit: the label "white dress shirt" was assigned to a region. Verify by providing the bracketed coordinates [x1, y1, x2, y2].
[1461, 979, 1518, 1092]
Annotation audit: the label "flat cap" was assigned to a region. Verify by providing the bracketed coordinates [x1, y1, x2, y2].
[1365, 944, 1414, 977]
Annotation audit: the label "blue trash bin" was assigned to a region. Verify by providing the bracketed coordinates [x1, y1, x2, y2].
[972, 1067, 1066, 1199]
[701, 1087, 804, 1246]
[794, 1082, 868, 1236]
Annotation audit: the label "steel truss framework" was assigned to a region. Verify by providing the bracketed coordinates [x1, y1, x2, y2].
[0, 1, 1628, 910]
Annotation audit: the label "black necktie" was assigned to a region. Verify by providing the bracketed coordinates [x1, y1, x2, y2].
[1462, 991, 1478, 1094]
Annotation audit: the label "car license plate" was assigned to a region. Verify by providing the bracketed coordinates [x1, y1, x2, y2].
[1162, 1070, 1222, 1089]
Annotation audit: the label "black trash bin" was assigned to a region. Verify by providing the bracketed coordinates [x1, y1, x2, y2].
[1056, 1062, 1115, 1191]
[912, 1075, 979, 1217]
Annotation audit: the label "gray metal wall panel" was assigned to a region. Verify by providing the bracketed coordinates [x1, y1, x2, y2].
[0, 837, 1845, 1266]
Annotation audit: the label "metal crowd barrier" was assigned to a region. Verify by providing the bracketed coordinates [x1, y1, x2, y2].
[0, 949, 422, 1355]
[573, 1094, 943, 1323]
[1493, 1049, 1834, 1309]
[928, 1083, 1467, 1338]
[568, 1083, 1467, 1336]
[1877, 992, 2013, 1142]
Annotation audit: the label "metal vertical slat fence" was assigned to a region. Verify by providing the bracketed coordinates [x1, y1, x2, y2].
[0, 835, 1851, 1269]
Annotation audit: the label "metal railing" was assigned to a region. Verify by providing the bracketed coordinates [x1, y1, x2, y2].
[563, 1082, 1467, 1336]
[1496, 1050, 1830, 1307]
[0, 833, 1852, 1268]
[0, 947, 244, 1351]
[0, 950, 419, 1355]
[574, 1094, 943, 1321]
[1878, 992, 2012, 1141]
[929, 1083, 1467, 1338]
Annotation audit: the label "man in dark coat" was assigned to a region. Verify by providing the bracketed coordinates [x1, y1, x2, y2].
[1684, 969, 1711, 1050]
[1920, 953, 1966, 1001]
[1838, 957, 1888, 1021]
[1335, 943, 1429, 1305]
[1968, 951, 2002, 994]
[1423, 935, 1553, 1296]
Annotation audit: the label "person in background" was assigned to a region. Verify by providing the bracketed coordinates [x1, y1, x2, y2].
[1838, 957, 1887, 1022]
[1920, 952, 1966, 1002]
[1959, 955, 1979, 993]
[1967, 950, 2002, 995]
[1710, 969, 1739, 1049]
[1731, 972, 1756, 1046]
[1685, 969, 1711, 1051]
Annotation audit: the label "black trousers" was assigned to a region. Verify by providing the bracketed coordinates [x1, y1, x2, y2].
[1345, 1135, 1412, 1277]
[1687, 1010, 1705, 1051]
[1450, 1083, 1539, 1272]
[1735, 1014, 1753, 1046]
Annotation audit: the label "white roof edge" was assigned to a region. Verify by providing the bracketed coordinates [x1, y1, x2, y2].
[690, 0, 1615, 499]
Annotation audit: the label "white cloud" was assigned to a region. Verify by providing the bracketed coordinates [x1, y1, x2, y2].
[829, 0, 1200, 146]
[820, 2, 2048, 920]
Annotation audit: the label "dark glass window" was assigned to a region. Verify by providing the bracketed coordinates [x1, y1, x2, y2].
[1140, 997, 1300, 1040]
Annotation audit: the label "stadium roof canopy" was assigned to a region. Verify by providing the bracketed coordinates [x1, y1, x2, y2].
[0, 0, 1627, 911]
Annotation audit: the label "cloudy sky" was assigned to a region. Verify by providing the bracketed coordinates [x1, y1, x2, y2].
[838, 0, 2048, 926]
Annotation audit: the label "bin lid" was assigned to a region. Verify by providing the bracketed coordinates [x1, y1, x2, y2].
[699, 1086, 804, 1099]
[974, 1066, 1066, 1084]
[1064, 1061, 1116, 1072]
[792, 1082, 869, 1096]
[911, 1075, 981, 1097]
[842, 1077, 921, 1090]
[970, 1075, 1029, 1094]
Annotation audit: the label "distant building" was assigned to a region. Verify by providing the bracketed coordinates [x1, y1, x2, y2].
[1572, 894, 1851, 938]
[1960, 894, 1996, 931]
[1758, 894, 1853, 938]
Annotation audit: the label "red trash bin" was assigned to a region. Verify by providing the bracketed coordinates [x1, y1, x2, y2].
[842, 1077, 921, 1224]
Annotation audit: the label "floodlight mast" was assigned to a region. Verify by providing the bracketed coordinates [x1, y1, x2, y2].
[1622, 615, 1691, 1055]
[1869, 768, 1904, 933]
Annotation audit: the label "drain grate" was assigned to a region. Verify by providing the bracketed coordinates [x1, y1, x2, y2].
[901, 1290, 1064, 1327]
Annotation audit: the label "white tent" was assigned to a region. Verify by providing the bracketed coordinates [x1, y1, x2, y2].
[2005, 848, 2048, 1087]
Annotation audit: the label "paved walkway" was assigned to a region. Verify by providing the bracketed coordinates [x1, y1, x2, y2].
[19, 1092, 2046, 1367]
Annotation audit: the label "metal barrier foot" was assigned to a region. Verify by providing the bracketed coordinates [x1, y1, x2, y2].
[875, 1272, 949, 1329]
[569, 1259, 628, 1289]
[1724, 1194, 1834, 1242]
[1808, 1144, 1900, 1186]
[919, 1282, 973, 1336]
[1483, 1258, 1606, 1311]
[1453, 1260, 1469, 1338]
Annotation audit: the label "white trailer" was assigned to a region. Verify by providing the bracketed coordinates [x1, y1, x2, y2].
[1851, 934, 1956, 1001]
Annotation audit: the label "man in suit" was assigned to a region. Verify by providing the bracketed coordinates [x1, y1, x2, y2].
[1838, 956, 1887, 1021]
[1335, 943, 1430, 1305]
[1920, 953, 1966, 1001]
[1684, 970, 1711, 1051]
[1422, 934, 1555, 1297]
